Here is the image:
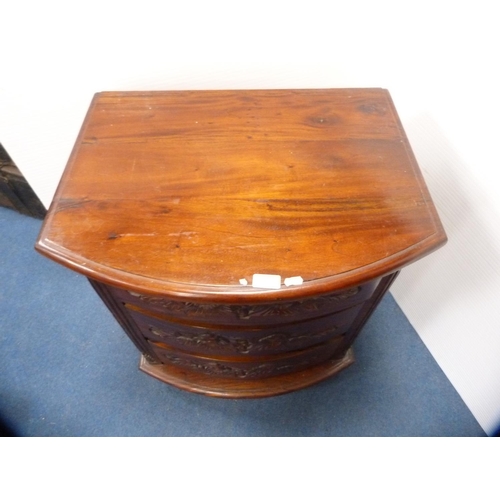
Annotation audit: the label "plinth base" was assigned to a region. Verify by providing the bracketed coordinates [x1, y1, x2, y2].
[139, 348, 355, 398]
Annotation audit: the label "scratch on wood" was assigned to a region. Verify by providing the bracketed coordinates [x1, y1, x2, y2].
[108, 232, 157, 240]
[56, 198, 91, 212]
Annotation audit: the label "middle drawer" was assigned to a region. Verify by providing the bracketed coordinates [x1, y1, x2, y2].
[127, 303, 363, 357]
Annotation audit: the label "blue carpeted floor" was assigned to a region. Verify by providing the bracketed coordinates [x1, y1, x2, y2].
[0, 207, 485, 436]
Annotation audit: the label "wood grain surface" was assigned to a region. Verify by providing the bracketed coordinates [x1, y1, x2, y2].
[36, 89, 446, 301]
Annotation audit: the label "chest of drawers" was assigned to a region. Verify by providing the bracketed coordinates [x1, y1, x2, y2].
[36, 88, 446, 397]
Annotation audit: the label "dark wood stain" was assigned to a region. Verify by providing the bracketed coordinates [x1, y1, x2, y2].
[35, 89, 446, 397]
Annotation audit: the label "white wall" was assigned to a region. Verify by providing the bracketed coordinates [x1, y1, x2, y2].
[2, 0, 499, 434]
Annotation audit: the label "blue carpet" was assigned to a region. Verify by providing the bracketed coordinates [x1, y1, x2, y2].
[0, 207, 485, 436]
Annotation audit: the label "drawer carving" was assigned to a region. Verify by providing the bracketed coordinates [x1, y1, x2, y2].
[158, 354, 277, 379]
[128, 303, 363, 356]
[148, 325, 339, 354]
[128, 287, 360, 320]
[115, 282, 377, 326]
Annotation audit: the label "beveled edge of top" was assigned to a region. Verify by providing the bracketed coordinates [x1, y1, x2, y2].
[35, 88, 447, 303]
[36, 229, 447, 303]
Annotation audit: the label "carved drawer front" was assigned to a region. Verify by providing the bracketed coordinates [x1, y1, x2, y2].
[128, 303, 363, 357]
[111, 280, 378, 327]
[147, 334, 346, 380]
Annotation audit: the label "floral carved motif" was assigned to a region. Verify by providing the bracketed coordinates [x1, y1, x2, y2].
[130, 287, 360, 320]
[159, 352, 326, 379]
[149, 326, 339, 354]
[161, 354, 276, 379]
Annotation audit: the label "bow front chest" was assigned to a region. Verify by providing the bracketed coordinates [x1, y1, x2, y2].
[36, 89, 446, 397]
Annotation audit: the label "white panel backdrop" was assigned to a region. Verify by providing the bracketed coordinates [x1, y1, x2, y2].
[2, 0, 499, 434]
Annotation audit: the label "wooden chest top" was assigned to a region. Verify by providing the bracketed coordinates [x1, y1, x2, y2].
[36, 89, 446, 300]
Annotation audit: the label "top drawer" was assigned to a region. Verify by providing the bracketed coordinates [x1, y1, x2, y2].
[110, 280, 379, 327]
